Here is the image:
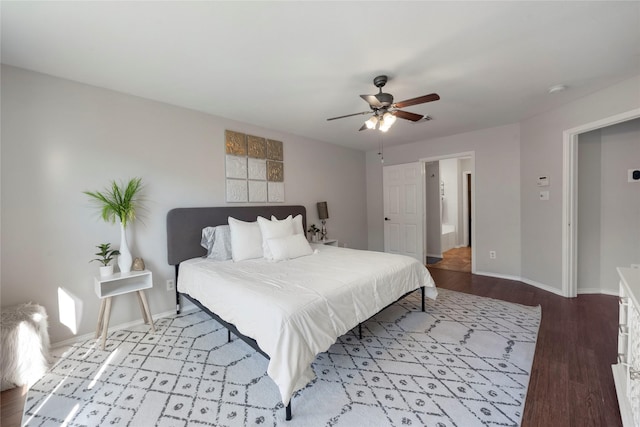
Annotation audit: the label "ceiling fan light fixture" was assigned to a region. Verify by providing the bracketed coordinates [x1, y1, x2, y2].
[378, 112, 396, 132]
[326, 75, 440, 133]
[365, 116, 378, 129]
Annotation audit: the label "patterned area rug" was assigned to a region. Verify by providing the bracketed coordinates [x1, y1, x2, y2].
[23, 289, 541, 426]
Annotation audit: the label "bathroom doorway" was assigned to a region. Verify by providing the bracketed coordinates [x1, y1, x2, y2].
[424, 154, 473, 273]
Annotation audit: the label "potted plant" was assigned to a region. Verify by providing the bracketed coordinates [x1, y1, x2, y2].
[84, 177, 143, 273]
[90, 243, 120, 277]
[307, 224, 320, 242]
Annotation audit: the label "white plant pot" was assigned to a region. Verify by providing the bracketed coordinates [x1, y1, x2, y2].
[118, 223, 133, 273]
[99, 265, 114, 277]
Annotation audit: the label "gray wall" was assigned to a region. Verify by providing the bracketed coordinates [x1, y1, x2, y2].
[1, 65, 368, 343]
[367, 124, 521, 277]
[440, 158, 458, 229]
[520, 75, 640, 293]
[425, 161, 441, 258]
[459, 157, 472, 247]
[577, 129, 603, 293]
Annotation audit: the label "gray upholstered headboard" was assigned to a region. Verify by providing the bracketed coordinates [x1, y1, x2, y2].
[166, 205, 307, 265]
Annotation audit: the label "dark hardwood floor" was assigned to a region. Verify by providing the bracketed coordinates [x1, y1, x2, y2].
[0, 269, 622, 426]
[0, 385, 26, 427]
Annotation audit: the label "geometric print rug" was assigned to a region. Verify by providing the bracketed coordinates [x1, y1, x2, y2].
[23, 289, 541, 426]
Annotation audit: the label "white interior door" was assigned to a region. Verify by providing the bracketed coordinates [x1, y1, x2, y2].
[383, 162, 424, 262]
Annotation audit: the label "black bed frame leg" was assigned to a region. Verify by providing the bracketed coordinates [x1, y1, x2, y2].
[421, 286, 425, 312]
[175, 265, 181, 314]
[358, 323, 362, 339]
[286, 402, 292, 421]
[228, 330, 231, 343]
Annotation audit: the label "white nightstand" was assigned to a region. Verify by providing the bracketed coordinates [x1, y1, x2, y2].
[94, 270, 155, 349]
[318, 239, 338, 247]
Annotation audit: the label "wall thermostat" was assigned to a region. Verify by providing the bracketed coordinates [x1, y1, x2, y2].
[629, 169, 640, 182]
[537, 176, 550, 187]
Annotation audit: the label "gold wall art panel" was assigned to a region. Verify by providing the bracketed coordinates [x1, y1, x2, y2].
[267, 139, 284, 161]
[247, 135, 266, 159]
[225, 130, 285, 202]
[267, 161, 284, 182]
[225, 130, 247, 156]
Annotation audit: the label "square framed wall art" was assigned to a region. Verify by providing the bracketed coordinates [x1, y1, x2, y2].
[225, 130, 284, 203]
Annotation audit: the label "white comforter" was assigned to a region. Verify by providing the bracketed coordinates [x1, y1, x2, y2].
[178, 244, 437, 405]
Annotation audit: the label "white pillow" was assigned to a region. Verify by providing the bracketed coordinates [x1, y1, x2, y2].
[257, 216, 294, 260]
[267, 233, 314, 261]
[271, 214, 304, 235]
[200, 225, 232, 261]
[228, 217, 263, 262]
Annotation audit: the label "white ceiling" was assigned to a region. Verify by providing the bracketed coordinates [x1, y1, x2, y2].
[2, 1, 639, 151]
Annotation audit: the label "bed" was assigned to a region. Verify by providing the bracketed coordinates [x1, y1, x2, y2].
[166, 205, 437, 420]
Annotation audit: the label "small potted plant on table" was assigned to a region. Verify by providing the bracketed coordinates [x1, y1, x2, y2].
[307, 224, 320, 242]
[91, 243, 120, 277]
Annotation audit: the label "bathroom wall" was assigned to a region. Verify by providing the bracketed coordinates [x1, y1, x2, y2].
[440, 158, 459, 229]
[459, 157, 473, 247]
[425, 161, 441, 258]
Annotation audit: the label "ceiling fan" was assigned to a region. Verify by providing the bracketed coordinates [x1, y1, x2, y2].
[326, 75, 440, 132]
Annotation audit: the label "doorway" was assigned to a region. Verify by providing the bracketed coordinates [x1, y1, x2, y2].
[563, 108, 640, 297]
[423, 153, 475, 273]
[575, 118, 640, 295]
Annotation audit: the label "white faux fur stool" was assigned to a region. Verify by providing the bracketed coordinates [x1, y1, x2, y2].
[1, 303, 51, 391]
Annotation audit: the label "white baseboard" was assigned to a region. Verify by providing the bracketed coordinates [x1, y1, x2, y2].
[578, 288, 620, 297]
[474, 271, 620, 298]
[518, 277, 567, 297]
[474, 270, 522, 282]
[474, 270, 566, 297]
[51, 305, 198, 349]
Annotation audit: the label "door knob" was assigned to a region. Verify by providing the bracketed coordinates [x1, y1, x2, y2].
[384, 217, 390, 221]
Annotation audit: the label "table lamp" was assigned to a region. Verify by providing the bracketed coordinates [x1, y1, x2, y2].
[317, 201, 329, 240]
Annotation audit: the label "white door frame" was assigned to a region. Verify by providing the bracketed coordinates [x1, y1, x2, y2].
[562, 108, 640, 297]
[462, 171, 472, 247]
[420, 151, 476, 274]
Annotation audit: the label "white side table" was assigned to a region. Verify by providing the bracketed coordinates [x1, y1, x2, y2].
[318, 239, 338, 247]
[94, 270, 155, 349]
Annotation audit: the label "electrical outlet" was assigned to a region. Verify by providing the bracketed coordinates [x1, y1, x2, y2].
[489, 251, 496, 259]
[166, 279, 175, 291]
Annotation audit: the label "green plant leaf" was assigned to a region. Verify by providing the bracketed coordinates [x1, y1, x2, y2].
[90, 243, 120, 266]
[84, 177, 143, 227]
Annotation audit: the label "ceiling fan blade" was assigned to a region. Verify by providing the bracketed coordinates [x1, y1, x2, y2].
[393, 110, 424, 122]
[358, 123, 369, 131]
[393, 93, 440, 109]
[326, 111, 370, 121]
[360, 94, 383, 108]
